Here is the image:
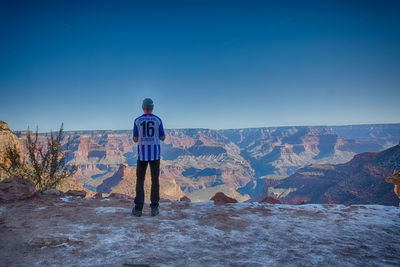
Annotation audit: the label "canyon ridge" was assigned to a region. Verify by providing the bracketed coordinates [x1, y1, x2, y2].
[12, 123, 400, 203]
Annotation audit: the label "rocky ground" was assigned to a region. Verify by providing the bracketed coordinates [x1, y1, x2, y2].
[1, 195, 400, 266]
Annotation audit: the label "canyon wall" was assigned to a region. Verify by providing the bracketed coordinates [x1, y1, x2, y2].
[258, 144, 400, 205]
[14, 123, 400, 201]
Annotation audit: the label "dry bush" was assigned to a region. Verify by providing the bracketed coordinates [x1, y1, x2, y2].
[0, 123, 77, 191]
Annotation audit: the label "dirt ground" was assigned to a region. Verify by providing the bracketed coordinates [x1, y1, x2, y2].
[1, 194, 399, 266]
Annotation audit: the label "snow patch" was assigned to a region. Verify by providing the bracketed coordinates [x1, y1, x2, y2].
[94, 207, 130, 214]
[60, 196, 73, 202]
[190, 200, 214, 206]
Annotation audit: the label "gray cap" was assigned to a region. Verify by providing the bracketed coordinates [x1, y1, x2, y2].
[142, 98, 154, 110]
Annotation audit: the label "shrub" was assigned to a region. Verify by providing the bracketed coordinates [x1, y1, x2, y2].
[0, 123, 77, 191]
[0, 144, 33, 181]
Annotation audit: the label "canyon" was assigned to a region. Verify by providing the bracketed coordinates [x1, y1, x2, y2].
[256, 143, 400, 205]
[13, 123, 400, 203]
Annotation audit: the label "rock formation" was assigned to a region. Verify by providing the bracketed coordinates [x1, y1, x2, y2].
[14, 124, 400, 203]
[386, 170, 400, 206]
[238, 177, 284, 202]
[180, 195, 191, 202]
[185, 183, 249, 202]
[56, 177, 95, 197]
[96, 163, 184, 201]
[210, 192, 238, 204]
[0, 177, 36, 201]
[94, 192, 103, 198]
[261, 196, 281, 204]
[42, 188, 63, 196]
[0, 121, 94, 196]
[65, 190, 87, 197]
[0, 121, 22, 181]
[266, 144, 400, 205]
[220, 125, 398, 177]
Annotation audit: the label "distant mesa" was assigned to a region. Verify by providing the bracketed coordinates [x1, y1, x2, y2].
[266, 144, 400, 206]
[96, 163, 129, 194]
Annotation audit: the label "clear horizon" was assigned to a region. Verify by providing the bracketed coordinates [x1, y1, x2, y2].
[1, 0, 400, 132]
[8, 121, 400, 133]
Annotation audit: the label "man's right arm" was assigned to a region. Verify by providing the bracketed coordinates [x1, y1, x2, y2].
[159, 120, 165, 141]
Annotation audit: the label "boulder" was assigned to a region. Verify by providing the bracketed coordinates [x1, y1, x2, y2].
[0, 177, 36, 201]
[65, 190, 86, 198]
[180, 195, 191, 202]
[260, 196, 281, 204]
[210, 192, 238, 204]
[94, 192, 103, 198]
[386, 170, 400, 206]
[42, 188, 63, 196]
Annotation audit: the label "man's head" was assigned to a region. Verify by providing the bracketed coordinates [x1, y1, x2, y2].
[142, 98, 154, 113]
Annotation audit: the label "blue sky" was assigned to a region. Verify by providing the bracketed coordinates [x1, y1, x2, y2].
[1, 0, 399, 132]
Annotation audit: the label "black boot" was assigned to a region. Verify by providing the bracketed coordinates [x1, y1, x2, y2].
[151, 207, 159, 217]
[132, 207, 142, 217]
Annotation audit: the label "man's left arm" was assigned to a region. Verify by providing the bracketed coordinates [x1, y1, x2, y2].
[133, 120, 139, 143]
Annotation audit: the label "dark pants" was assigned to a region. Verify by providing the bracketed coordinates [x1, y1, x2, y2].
[134, 159, 160, 211]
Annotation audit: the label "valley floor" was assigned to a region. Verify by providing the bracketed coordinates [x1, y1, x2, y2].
[0, 195, 399, 266]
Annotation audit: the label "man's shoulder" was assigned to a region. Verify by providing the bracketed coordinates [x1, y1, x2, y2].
[144, 114, 163, 123]
[134, 114, 145, 122]
[151, 114, 163, 122]
[134, 114, 162, 123]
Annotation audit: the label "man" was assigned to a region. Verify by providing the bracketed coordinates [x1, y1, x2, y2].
[132, 98, 165, 217]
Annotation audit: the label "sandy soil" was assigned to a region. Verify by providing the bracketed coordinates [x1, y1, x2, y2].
[0, 195, 399, 266]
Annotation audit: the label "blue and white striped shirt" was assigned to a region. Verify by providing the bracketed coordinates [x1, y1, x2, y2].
[133, 113, 165, 161]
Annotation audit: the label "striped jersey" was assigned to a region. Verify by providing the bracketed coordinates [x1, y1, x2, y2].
[133, 113, 165, 161]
